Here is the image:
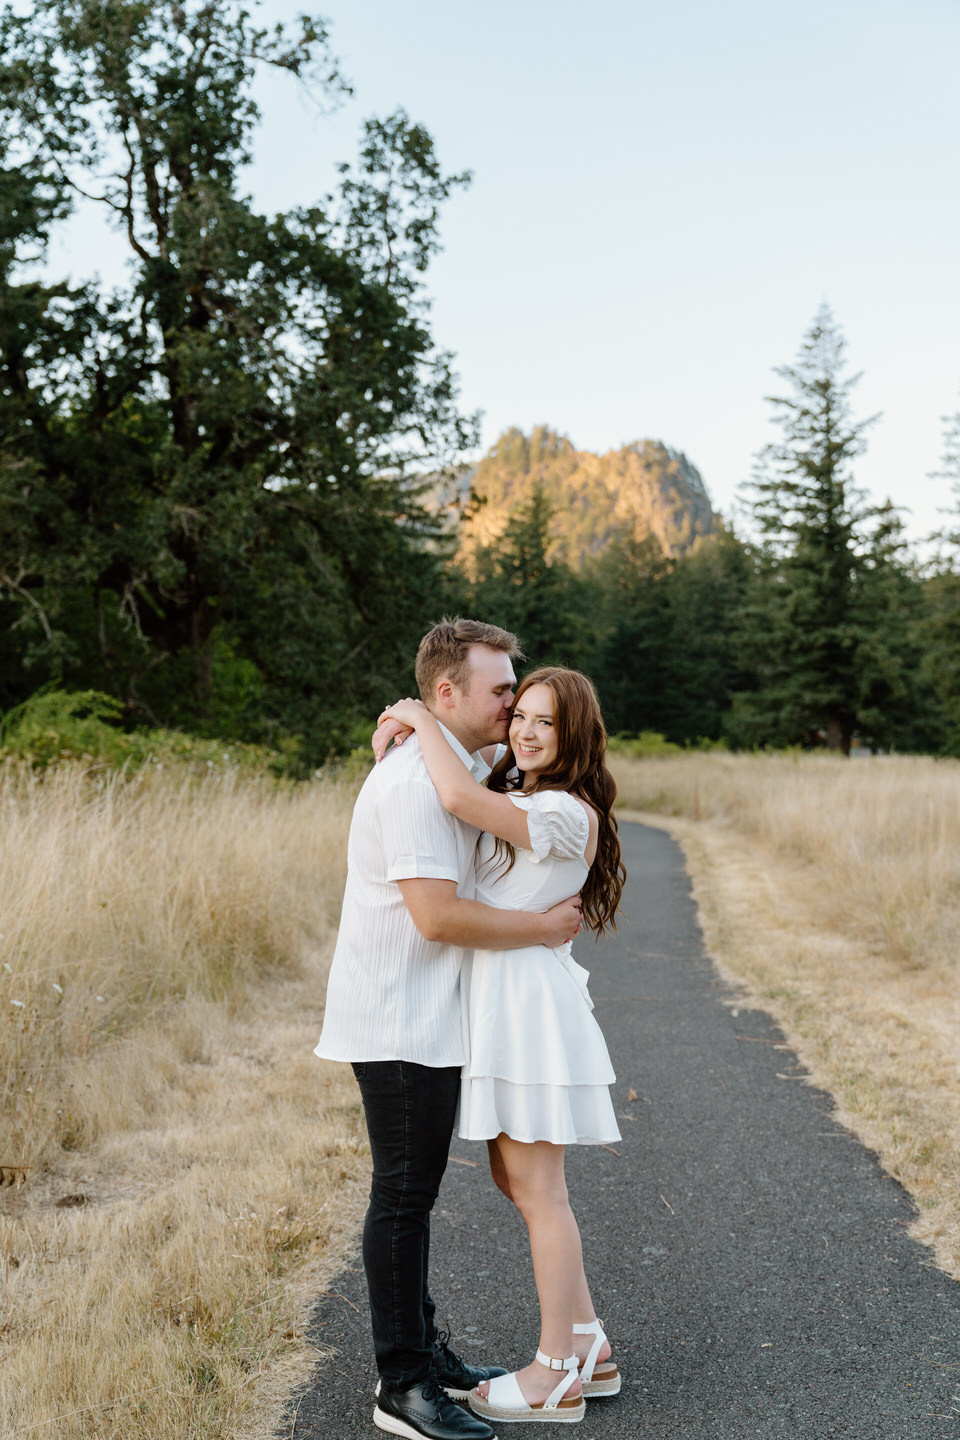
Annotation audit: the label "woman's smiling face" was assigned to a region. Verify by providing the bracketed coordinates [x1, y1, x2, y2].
[509, 682, 558, 778]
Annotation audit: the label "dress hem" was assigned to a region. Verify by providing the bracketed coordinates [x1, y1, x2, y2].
[457, 1129, 622, 1146]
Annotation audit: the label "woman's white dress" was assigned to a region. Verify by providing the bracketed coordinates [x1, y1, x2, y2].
[458, 789, 621, 1146]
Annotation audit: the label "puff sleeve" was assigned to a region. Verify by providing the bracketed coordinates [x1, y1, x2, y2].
[507, 790, 589, 863]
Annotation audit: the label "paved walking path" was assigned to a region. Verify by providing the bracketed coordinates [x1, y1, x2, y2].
[284, 823, 960, 1438]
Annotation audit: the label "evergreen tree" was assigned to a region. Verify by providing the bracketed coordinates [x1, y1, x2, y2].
[661, 529, 753, 743]
[588, 528, 752, 743]
[850, 503, 927, 752]
[918, 570, 960, 753]
[467, 483, 587, 668]
[0, 0, 475, 756]
[732, 305, 900, 754]
[933, 401, 960, 536]
[589, 533, 675, 734]
[916, 398, 960, 753]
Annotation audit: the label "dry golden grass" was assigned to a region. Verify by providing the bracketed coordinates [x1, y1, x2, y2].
[0, 763, 371, 1439]
[611, 751, 960, 1279]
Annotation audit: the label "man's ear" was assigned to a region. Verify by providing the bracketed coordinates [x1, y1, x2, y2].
[434, 678, 457, 713]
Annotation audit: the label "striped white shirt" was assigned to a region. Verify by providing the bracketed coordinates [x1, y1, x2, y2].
[314, 726, 491, 1066]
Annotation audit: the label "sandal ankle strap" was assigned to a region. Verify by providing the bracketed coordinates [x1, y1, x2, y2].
[572, 1319, 607, 1381]
[535, 1348, 578, 1372]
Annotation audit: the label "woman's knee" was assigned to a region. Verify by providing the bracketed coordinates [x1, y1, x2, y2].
[492, 1138, 570, 1220]
[505, 1170, 569, 1221]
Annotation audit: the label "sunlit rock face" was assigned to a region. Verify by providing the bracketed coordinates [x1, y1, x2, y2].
[440, 426, 720, 573]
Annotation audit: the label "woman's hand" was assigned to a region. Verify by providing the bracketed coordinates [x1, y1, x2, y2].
[371, 698, 423, 763]
[378, 697, 425, 730]
[372, 717, 413, 762]
[541, 895, 583, 947]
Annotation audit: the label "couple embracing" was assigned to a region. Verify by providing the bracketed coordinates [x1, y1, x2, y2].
[315, 618, 625, 1439]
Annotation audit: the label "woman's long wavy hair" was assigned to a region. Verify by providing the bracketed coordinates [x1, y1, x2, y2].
[486, 667, 625, 936]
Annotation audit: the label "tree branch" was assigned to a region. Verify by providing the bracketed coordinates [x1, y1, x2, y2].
[0, 568, 54, 642]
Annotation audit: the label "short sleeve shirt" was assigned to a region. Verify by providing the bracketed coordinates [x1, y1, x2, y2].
[314, 726, 491, 1066]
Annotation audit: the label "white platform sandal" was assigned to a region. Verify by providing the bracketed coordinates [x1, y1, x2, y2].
[468, 1349, 585, 1424]
[573, 1319, 621, 1397]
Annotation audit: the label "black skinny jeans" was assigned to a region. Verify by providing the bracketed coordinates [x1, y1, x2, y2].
[352, 1059, 461, 1390]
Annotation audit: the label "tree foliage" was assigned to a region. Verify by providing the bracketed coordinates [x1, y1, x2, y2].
[731, 305, 900, 753]
[0, 0, 476, 758]
[465, 483, 589, 668]
[913, 398, 960, 754]
[589, 528, 750, 743]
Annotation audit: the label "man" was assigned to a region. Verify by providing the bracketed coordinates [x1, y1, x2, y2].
[315, 618, 583, 1440]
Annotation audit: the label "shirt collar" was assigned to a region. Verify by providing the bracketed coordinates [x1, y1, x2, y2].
[437, 721, 489, 781]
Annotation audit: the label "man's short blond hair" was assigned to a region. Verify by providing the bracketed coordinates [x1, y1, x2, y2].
[415, 617, 523, 700]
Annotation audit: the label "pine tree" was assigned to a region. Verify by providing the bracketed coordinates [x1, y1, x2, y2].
[851, 503, 926, 752]
[733, 306, 897, 754]
[916, 398, 960, 752]
[661, 529, 753, 743]
[589, 533, 675, 735]
[467, 483, 587, 668]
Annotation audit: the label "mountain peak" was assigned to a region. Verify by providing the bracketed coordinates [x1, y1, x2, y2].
[455, 427, 720, 569]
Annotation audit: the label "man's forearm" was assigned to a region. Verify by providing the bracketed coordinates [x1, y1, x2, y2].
[397, 877, 580, 950]
[429, 897, 551, 949]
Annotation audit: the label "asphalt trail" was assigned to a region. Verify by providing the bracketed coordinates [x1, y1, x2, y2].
[284, 822, 960, 1439]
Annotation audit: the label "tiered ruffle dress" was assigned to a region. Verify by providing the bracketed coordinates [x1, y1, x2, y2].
[457, 789, 621, 1146]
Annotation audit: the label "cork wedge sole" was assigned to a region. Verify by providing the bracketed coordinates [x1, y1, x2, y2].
[581, 1365, 621, 1397]
[468, 1391, 585, 1425]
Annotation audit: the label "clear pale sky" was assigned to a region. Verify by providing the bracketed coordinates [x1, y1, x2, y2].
[51, 0, 960, 546]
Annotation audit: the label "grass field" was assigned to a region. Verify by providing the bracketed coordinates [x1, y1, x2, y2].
[3, 749, 959, 1436]
[0, 762, 370, 1439]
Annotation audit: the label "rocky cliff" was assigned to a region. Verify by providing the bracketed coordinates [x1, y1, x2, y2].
[451, 426, 719, 571]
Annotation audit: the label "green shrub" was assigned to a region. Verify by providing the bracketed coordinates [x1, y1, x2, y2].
[608, 731, 729, 759]
[608, 731, 684, 758]
[0, 689, 278, 775]
[0, 690, 133, 768]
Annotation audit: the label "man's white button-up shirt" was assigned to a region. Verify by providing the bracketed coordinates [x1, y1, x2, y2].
[314, 725, 491, 1067]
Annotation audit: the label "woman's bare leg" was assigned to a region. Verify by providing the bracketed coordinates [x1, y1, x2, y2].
[485, 1136, 614, 1380]
[477, 1134, 582, 1404]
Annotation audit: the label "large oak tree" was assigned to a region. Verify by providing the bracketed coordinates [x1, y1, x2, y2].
[0, 0, 476, 754]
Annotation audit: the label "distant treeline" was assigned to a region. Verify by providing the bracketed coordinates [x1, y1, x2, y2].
[463, 309, 960, 759]
[2, 1, 959, 765]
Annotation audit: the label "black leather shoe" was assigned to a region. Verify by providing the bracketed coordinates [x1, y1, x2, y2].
[433, 1330, 508, 1400]
[374, 1378, 497, 1439]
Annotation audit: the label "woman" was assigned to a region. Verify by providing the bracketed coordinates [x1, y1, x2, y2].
[381, 667, 625, 1426]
